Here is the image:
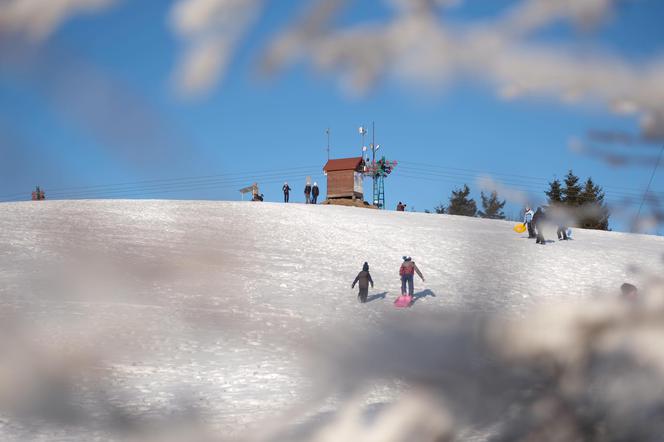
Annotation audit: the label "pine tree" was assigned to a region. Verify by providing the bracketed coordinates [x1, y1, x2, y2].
[578, 177, 610, 230]
[447, 184, 477, 217]
[478, 191, 506, 219]
[545, 178, 563, 204]
[434, 204, 446, 214]
[562, 170, 583, 206]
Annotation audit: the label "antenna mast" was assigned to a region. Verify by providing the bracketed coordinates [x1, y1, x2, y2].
[325, 128, 331, 160]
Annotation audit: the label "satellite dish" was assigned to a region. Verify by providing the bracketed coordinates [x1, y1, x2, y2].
[359, 126, 366, 135]
[375, 144, 380, 151]
[362, 146, 367, 152]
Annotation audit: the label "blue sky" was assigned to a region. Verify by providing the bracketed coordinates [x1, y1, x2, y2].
[1, 0, 663, 232]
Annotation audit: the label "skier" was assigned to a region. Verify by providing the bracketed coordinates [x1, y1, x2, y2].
[523, 206, 535, 238]
[304, 182, 312, 204]
[351, 262, 374, 303]
[282, 182, 291, 203]
[532, 207, 546, 245]
[311, 182, 320, 204]
[399, 256, 424, 296]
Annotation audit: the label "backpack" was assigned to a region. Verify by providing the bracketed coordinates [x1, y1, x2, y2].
[399, 263, 414, 276]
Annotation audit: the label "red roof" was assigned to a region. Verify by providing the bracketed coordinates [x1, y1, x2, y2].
[323, 157, 364, 172]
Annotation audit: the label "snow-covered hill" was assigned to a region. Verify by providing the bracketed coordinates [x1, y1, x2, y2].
[0, 200, 662, 441]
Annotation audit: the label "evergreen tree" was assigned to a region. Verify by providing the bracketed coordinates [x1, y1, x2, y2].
[562, 170, 583, 206]
[447, 184, 477, 217]
[578, 177, 610, 230]
[434, 204, 446, 214]
[545, 178, 563, 204]
[478, 191, 506, 219]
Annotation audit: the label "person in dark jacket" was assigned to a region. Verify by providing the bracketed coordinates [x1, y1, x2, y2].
[304, 183, 312, 204]
[557, 225, 568, 241]
[311, 182, 320, 204]
[399, 256, 424, 296]
[396, 202, 406, 212]
[282, 182, 291, 203]
[532, 207, 546, 245]
[352, 262, 374, 303]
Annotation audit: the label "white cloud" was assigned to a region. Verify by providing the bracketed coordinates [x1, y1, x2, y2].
[0, 0, 115, 41]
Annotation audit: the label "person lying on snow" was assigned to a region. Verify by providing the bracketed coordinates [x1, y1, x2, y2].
[351, 262, 374, 303]
[399, 256, 424, 296]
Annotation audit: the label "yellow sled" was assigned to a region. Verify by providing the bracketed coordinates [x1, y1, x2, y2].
[513, 223, 527, 233]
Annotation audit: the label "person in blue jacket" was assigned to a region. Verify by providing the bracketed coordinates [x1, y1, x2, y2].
[523, 206, 535, 238]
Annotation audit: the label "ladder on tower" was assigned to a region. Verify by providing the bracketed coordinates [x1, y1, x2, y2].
[373, 175, 385, 209]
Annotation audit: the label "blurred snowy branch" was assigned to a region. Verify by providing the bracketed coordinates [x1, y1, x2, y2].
[260, 0, 664, 141]
[0, 0, 116, 41]
[170, 0, 264, 97]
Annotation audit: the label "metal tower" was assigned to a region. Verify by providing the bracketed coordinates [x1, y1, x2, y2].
[373, 173, 385, 208]
[363, 122, 396, 209]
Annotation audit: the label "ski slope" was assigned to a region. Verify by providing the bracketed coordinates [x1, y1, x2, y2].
[0, 200, 662, 440]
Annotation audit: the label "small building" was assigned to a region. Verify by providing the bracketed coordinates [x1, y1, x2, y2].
[323, 157, 365, 200]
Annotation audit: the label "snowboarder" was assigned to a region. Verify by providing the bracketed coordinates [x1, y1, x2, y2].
[532, 207, 546, 245]
[399, 256, 424, 296]
[282, 182, 291, 203]
[311, 182, 319, 204]
[523, 206, 535, 238]
[351, 262, 374, 303]
[304, 182, 312, 204]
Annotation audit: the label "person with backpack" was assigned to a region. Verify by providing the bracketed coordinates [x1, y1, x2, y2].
[282, 182, 291, 203]
[523, 206, 535, 238]
[532, 207, 546, 245]
[399, 256, 424, 296]
[311, 182, 320, 204]
[304, 182, 312, 204]
[351, 262, 374, 303]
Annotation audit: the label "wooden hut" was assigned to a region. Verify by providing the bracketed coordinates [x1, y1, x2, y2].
[323, 157, 365, 200]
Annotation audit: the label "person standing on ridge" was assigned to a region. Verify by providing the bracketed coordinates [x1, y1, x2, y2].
[524, 206, 535, 238]
[399, 256, 424, 296]
[282, 182, 291, 203]
[532, 207, 546, 245]
[396, 202, 406, 211]
[351, 262, 374, 303]
[311, 182, 320, 204]
[304, 182, 312, 204]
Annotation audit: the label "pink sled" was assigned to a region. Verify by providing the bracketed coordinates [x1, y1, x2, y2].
[394, 294, 412, 308]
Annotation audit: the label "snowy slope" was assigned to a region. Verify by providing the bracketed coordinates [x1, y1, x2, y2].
[0, 200, 662, 440]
